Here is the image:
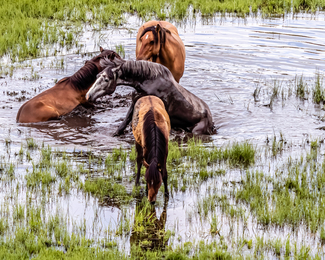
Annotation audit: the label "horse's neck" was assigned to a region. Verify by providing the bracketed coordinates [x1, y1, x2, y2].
[116, 77, 142, 91]
[120, 62, 149, 84]
[70, 62, 99, 92]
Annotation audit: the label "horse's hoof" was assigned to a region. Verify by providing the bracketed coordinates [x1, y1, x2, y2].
[113, 131, 122, 137]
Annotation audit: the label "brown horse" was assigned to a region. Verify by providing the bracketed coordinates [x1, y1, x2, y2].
[16, 48, 122, 123]
[132, 96, 170, 204]
[136, 20, 185, 83]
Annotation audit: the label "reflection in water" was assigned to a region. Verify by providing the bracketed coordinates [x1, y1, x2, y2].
[130, 199, 168, 251]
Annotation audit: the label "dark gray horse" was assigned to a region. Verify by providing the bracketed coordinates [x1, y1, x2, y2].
[86, 59, 214, 135]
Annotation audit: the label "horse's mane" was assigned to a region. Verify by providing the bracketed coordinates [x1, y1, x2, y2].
[57, 50, 122, 91]
[69, 61, 99, 91]
[143, 110, 167, 184]
[121, 60, 172, 81]
[139, 25, 171, 45]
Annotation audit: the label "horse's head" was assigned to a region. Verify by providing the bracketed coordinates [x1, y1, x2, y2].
[91, 47, 123, 72]
[86, 66, 118, 101]
[137, 25, 164, 62]
[144, 158, 163, 205]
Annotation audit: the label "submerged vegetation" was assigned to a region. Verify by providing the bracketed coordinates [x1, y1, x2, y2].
[1, 0, 325, 61]
[253, 71, 325, 110]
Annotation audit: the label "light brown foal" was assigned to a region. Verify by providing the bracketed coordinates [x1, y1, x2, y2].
[132, 96, 171, 204]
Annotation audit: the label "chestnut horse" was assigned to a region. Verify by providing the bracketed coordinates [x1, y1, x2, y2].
[86, 59, 214, 135]
[136, 20, 185, 83]
[132, 96, 170, 204]
[16, 48, 122, 123]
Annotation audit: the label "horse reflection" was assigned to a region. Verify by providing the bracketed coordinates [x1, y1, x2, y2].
[130, 200, 168, 250]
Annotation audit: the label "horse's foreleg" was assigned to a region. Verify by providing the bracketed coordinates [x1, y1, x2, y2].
[113, 104, 134, 136]
[135, 142, 143, 186]
[114, 91, 145, 136]
[163, 169, 169, 198]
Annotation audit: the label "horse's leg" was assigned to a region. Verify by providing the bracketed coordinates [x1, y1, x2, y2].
[135, 142, 143, 186]
[163, 169, 169, 198]
[192, 118, 209, 135]
[113, 104, 134, 136]
[114, 91, 144, 136]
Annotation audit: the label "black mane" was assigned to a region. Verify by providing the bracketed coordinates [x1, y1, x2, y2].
[69, 61, 99, 91]
[140, 25, 170, 45]
[143, 110, 167, 184]
[140, 26, 159, 44]
[58, 50, 122, 91]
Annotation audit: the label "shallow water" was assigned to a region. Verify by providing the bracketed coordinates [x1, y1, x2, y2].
[1, 12, 325, 256]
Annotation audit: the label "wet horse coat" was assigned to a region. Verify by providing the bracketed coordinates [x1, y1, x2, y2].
[136, 20, 185, 83]
[16, 48, 122, 123]
[132, 96, 170, 204]
[86, 60, 214, 135]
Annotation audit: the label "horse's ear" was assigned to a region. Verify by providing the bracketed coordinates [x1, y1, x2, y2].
[100, 46, 104, 52]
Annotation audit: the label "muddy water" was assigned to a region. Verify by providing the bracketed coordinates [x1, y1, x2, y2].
[1, 13, 325, 149]
[1, 12, 325, 256]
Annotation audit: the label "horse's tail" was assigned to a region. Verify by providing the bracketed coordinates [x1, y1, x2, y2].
[143, 109, 167, 183]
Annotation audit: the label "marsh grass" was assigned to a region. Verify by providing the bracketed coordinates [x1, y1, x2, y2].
[255, 71, 325, 110]
[3, 135, 325, 258]
[236, 142, 325, 231]
[1, 0, 325, 61]
[115, 44, 126, 59]
[313, 72, 325, 104]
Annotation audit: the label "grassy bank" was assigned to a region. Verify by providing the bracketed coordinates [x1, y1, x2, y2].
[1, 0, 325, 61]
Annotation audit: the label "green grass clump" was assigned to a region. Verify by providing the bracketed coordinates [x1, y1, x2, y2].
[25, 167, 56, 189]
[115, 44, 125, 59]
[26, 137, 37, 149]
[313, 72, 325, 104]
[83, 178, 132, 203]
[295, 75, 308, 100]
[55, 160, 69, 178]
[222, 142, 255, 167]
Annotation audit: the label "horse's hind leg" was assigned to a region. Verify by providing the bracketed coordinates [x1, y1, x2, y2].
[135, 142, 143, 186]
[192, 118, 209, 135]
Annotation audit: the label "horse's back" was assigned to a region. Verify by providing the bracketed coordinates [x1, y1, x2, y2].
[16, 80, 79, 123]
[132, 96, 170, 146]
[135, 20, 185, 82]
[137, 20, 179, 39]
